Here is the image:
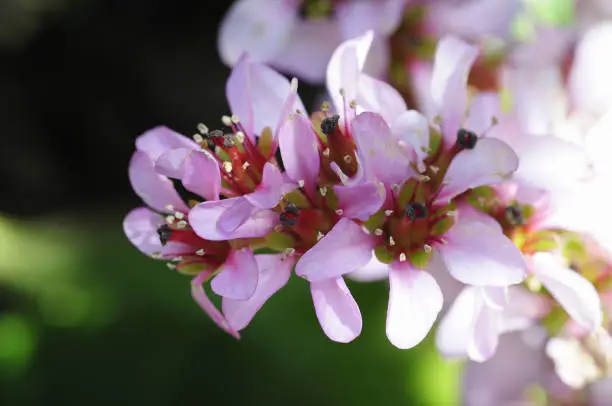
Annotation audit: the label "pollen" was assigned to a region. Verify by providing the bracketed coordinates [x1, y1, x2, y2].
[424, 244, 433, 253]
[234, 131, 245, 143]
[176, 220, 188, 229]
[195, 249, 206, 256]
[456, 128, 478, 149]
[230, 114, 240, 124]
[223, 161, 233, 173]
[322, 148, 330, 157]
[384, 210, 394, 216]
[193, 133, 205, 144]
[197, 123, 209, 134]
[374, 228, 383, 236]
[221, 115, 233, 126]
[174, 212, 185, 220]
[399, 253, 407, 262]
[320, 186, 328, 196]
[389, 236, 396, 246]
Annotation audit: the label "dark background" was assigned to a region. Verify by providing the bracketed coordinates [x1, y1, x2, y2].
[0, 1, 458, 404]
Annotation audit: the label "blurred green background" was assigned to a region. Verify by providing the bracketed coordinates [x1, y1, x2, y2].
[0, 0, 460, 404]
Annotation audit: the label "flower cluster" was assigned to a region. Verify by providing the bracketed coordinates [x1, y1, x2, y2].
[125, 1, 612, 404]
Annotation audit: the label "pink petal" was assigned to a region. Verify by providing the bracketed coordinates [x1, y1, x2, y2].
[123, 207, 165, 257]
[427, 0, 520, 39]
[326, 31, 374, 120]
[357, 73, 406, 126]
[463, 92, 501, 136]
[335, 0, 405, 39]
[155, 148, 192, 179]
[440, 220, 527, 286]
[270, 19, 343, 84]
[182, 150, 221, 201]
[295, 218, 375, 282]
[347, 252, 390, 282]
[585, 110, 612, 178]
[244, 163, 291, 209]
[390, 109, 430, 164]
[436, 137, 519, 204]
[387, 262, 443, 349]
[569, 22, 612, 117]
[191, 273, 240, 339]
[217, 0, 298, 66]
[456, 203, 502, 233]
[481, 286, 508, 311]
[334, 182, 386, 221]
[436, 286, 478, 358]
[430, 36, 479, 144]
[278, 114, 320, 193]
[135, 126, 198, 162]
[531, 252, 602, 331]
[468, 301, 500, 362]
[189, 199, 277, 241]
[311, 277, 362, 343]
[211, 249, 259, 300]
[351, 112, 413, 186]
[226, 54, 305, 140]
[218, 197, 258, 234]
[128, 151, 189, 213]
[222, 254, 295, 331]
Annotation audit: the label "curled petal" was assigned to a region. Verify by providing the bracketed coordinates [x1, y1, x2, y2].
[436, 137, 519, 204]
[226, 54, 305, 140]
[279, 115, 321, 193]
[211, 249, 259, 300]
[387, 263, 443, 349]
[189, 199, 278, 241]
[219, 197, 258, 234]
[326, 31, 373, 120]
[431, 36, 479, 143]
[223, 255, 295, 331]
[468, 302, 500, 362]
[436, 286, 478, 358]
[531, 252, 602, 331]
[482, 286, 508, 311]
[155, 148, 192, 179]
[390, 109, 430, 164]
[334, 182, 385, 221]
[245, 163, 293, 209]
[357, 74, 406, 126]
[351, 112, 414, 186]
[311, 277, 362, 343]
[128, 151, 189, 213]
[218, 0, 297, 66]
[123, 207, 164, 257]
[191, 274, 240, 339]
[135, 126, 198, 162]
[440, 220, 527, 286]
[182, 150, 222, 201]
[295, 218, 375, 282]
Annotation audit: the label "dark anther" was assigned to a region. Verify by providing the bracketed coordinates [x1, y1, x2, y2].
[321, 115, 340, 135]
[157, 224, 173, 246]
[456, 128, 478, 149]
[405, 202, 428, 220]
[280, 203, 301, 227]
[207, 129, 224, 139]
[505, 205, 524, 226]
[223, 134, 235, 147]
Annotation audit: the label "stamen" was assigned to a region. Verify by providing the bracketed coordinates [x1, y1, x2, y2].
[384, 210, 394, 216]
[505, 205, 524, 226]
[234, 131, 245, 143]
[174, 212, 185, 220]
[223, 161, 233, 173]
[290, 77, 298, 92]
[429, 165, 440, 174]
[424, 244, 433, 253]
[320, 186, 328, 196]
[280, 203, 301, 227]
[456, 128, 478, 149]
[343, 155, 353, 164]
[317, 231, 324, 241]
[195, 249, 206, 256]
[230, 114, 240, 124]
[165, 215, 175, 224]
[374, 228, 383, 236]
[166, 263, 177, 270]
[221, 115, 233, 126]
[335, 209, 344, 215]
[176, 220, 188, 229]
[165, 204, 175, 212]
[322, 148, 331, 157]
[193, 133, 205, 144]
[321, 101, 330, 111]
[321, 114, 340, 135]
[223, 134, 235, 148]
[389, 236, 396, 246]
[157, 224, 173, 246]
[197, 123, 209, 134]
[405, 202, 428, 220]
[399, 253, 407, 262]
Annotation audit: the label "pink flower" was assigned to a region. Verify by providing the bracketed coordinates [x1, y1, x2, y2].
[291, 33, 528, 350]
[217, 0, 408, 83]
[124, 123, 293, 338]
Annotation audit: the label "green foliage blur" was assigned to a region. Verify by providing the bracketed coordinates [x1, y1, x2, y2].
[0, 214, 460, 405]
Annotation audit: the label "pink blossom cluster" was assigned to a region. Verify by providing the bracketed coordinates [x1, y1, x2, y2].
[124, 1, 612, 404]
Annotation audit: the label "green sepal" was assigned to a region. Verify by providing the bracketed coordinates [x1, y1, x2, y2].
[408, 249, 432, 269]
[431, 217, 454, 236]
[374, 246, 395, 265]
[264, 232, 295, 252]
[363, 210, 386, 233]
